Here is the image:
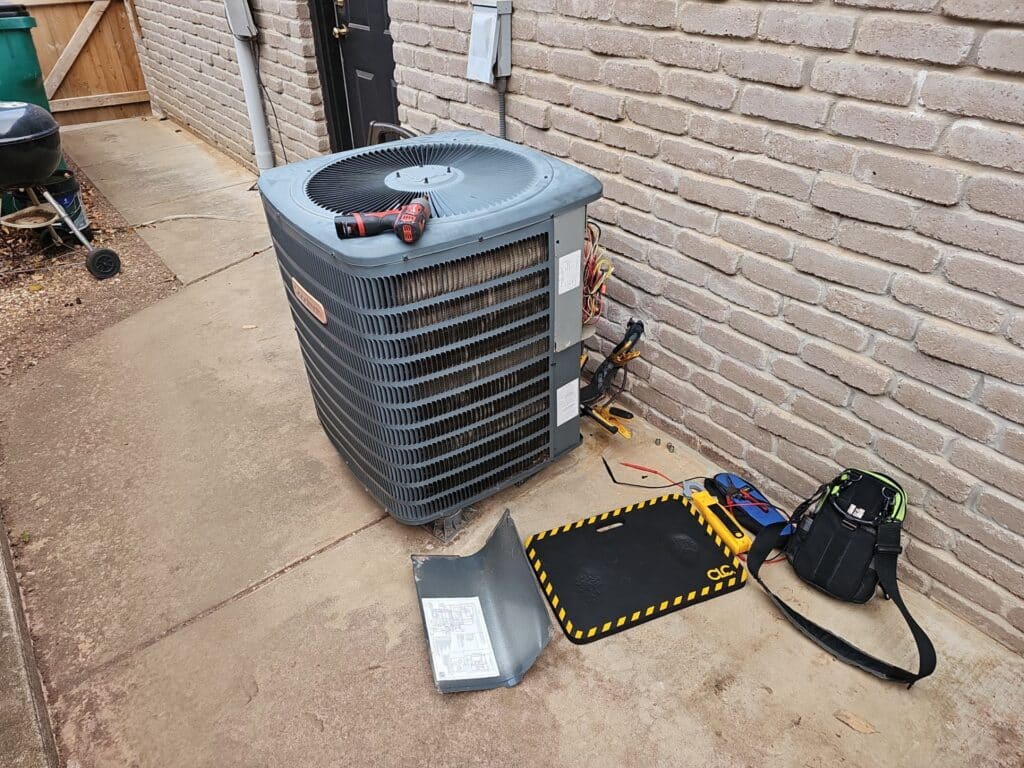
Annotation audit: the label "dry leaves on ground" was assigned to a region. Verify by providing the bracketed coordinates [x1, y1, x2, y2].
[0, 159, 179, 382]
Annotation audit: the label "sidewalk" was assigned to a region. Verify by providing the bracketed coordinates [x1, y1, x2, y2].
[59, 117, 270, 285]
[1, 118, 1022, 768]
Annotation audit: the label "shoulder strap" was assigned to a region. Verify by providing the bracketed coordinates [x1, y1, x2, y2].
[747, 521, 937, 687]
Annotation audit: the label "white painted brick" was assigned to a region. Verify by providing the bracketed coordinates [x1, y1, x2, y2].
[624, 97, 692, 135]
[939, 0, 1024, 24]
[915, 206, 1024, 265]
[831, 102, 946, 150]
[758, 7, 857, 50]
[663, 70, 739, 110]
[661, 137, 733, 176]
[678, 171, 757, 215]
[853, 151, 963, 205]
[651, 35, 720, 71]
[793, 242, 893, 294]
[603, 59, 663, 93]
[893, 274, 1007, 332]
[689, 113, 766, 153]
[921, 72, 1024, 126]
[741, 252, 824, 303]
[730, 156, 815, 199]
[739, 85, 833, 129]
[835, 220, 942, 272]
[755, 195, 838, 241]
[855, 14, 974, 64]
[718, 215, 792, 261]
[679, 1, 759, 38]
[721, 47, 806, 89]
[765, 129, 855, 172]
[810, 56, 917, 106]
[917, 320, 1024, 386]
[944, 121, 1024, 174]
[977, 30, 1024, 76]
[964, 176, 1024, 223]
[810, 174, 917, 228]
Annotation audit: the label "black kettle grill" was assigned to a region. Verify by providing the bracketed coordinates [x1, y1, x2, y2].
[0, 101, 120, 279]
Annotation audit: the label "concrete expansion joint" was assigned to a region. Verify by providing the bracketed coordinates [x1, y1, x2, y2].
[63, 514, 388, 691]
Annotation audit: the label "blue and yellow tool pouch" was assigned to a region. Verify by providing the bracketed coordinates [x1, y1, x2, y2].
[749, 470, 936, 686]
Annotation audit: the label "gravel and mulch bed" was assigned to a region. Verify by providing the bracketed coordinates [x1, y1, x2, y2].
[0, 159, 180, 385]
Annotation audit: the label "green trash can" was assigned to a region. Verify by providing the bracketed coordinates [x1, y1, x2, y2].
[1, 5, 46, 214]
[0, 4, 47, 108]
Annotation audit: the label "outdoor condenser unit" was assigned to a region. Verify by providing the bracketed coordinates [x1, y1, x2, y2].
[258, 131, 602, 525]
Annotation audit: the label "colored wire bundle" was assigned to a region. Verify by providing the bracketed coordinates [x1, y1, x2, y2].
[582, 221, 613, 326]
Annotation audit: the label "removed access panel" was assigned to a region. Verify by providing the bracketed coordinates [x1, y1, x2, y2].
[412, 510, 552, 693]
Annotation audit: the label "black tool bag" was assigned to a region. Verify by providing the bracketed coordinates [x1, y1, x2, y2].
[747, 469, 936, 686]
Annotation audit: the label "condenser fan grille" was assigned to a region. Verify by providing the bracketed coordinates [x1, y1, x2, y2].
[304, 141, 549, 218]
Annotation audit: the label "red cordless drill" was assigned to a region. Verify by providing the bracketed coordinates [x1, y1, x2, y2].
[334, 196, 431, 244]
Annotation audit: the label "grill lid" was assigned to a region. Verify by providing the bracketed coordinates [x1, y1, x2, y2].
[0, 101, 58, 146]
[304, 139, 552, 219]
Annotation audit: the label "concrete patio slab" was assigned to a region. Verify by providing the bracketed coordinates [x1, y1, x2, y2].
[59, 117, 202, 169]
[45, 433, 1024, 767]
[0, 251, 382, 692]
[62, 120, 268, 283]
[67, 140, 254, 219]
[130, 182, 271, 285]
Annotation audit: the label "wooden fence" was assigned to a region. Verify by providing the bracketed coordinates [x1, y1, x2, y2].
[23, 0, 150, 125]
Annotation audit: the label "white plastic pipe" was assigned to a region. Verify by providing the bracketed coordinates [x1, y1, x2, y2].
[233, 36, 275, 171]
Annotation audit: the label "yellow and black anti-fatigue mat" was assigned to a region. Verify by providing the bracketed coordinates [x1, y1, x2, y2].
[525, 494, 747, 644]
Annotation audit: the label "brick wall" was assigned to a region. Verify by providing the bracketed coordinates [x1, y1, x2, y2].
[393, 0, 1024, 651]
[133, 0, 329, 169]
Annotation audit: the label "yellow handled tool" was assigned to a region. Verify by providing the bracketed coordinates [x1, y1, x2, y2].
[690, 490, 751, 555]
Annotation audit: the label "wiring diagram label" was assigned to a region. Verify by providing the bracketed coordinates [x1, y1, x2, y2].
[556, 378, 580, 426]
[421, 597, 499, 681]
[558, 250, 582, 295]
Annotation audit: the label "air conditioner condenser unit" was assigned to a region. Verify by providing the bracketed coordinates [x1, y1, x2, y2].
[258, 131, 602, 525]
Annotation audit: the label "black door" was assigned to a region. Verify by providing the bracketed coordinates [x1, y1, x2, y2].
[329, 0, 399, 148]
